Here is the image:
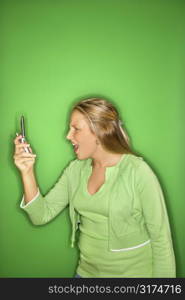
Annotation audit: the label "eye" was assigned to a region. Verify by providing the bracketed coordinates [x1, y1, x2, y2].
[69, 125, 80, 131]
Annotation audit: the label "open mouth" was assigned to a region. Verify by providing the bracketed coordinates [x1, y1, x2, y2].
[72, 143, 79, 153]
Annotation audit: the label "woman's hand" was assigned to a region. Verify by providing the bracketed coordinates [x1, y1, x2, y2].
[13, 134, 37, 174]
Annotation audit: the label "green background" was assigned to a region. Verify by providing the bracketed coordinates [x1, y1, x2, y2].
[0, 0, 184, 277]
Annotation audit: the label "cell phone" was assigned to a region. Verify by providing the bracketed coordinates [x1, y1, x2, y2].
[19, 115, 31, 153]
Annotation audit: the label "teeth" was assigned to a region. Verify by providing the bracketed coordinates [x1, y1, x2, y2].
[72, 143, 79, 150]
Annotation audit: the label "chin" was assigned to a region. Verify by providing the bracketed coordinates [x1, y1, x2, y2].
[76, 152, 91, 160]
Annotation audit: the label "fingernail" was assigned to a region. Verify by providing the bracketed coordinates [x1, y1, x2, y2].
[16, 132, 19, 136]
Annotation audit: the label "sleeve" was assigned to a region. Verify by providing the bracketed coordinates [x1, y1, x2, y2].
[20, 164, 71, 226]
[20, 189, 40, 208]
[135, 160, 176, 278]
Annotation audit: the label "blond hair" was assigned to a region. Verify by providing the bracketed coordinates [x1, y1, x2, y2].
[71, 98, 137, 155]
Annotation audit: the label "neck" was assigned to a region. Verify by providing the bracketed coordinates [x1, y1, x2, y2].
[91, 151, 124, 168]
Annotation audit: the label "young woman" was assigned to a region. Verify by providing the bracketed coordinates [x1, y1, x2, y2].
[13, 98, 176, 278]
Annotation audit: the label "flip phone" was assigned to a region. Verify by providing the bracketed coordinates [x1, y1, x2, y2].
[17, 116, 31, 153]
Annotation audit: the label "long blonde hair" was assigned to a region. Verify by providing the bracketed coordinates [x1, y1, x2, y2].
[71, 97, 137, 155]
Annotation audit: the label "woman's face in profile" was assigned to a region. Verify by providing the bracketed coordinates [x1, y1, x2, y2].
[66, 110, 98, 160]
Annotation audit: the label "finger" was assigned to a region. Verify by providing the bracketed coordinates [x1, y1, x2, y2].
[14, 134, 23, 145]
[20, 147, 33, 154]
[13, 152, 36, 161]
[18, 158, 36, 164]
[15, 143, 31, 154]
[19, 147, 33, 154]
[14, 135, 30, 147]
[16, 143, 30, 149]
[14, 153, 36, 160]
[14, 157, 36, 165]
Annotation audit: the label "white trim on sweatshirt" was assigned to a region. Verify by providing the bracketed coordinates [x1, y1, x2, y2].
[110, 239, 151, 252]
[20, 189, 40, 208]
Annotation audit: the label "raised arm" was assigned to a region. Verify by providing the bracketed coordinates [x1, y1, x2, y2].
[13, 134, 38, 203]
[13, 134, 70, 225]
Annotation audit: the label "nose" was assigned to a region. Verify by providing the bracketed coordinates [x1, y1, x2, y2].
[66, 129, 72, 140]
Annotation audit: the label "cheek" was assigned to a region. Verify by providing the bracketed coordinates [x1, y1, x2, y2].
[83, 135, 96, 147]
[87, 140, 97, 151]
